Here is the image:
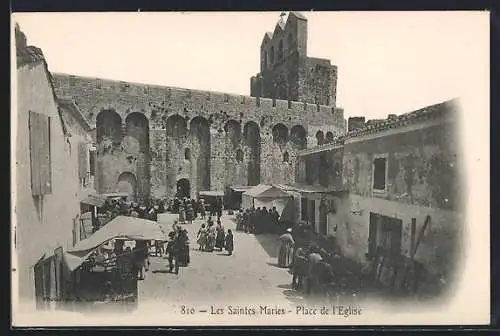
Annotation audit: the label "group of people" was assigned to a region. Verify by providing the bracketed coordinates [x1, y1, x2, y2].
[175, 197, 204, 224]
[170, 196, 224, 221]
[277, 223, 343, 297]
[236, 207, 281, 234]
[196, 216, 234, 255]
[87, 239, 153, 281]
[163, 224, 191, 274]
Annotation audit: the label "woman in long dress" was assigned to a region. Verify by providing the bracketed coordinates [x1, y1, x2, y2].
[186, 205, 194, 224]
[225, 229, 234, 256]
[215, 222, 225, 251]
[278, 228, 295, 268]
[197, 224, 208, 251]
[179, 206, 186, 224]
[206, 223, 216, 252]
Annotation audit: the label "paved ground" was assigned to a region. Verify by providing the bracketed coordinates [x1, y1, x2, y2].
[137, 212, 312, 313]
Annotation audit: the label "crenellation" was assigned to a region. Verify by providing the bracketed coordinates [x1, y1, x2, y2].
[48, 12, 345, 200]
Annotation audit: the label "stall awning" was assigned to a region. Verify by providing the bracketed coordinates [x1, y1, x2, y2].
[63, 216, 166, 272]
[199, 190, 224, 197]
[101, 192, 130, 198]
[230, 186, 253, 192]
[243, 184, 291, 199]
[81, 194, 106, 207]
[276, 184, 349, 194]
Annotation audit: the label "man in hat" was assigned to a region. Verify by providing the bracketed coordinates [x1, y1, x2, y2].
[166, 231, 177, 273]
[277, 228, 295, 268]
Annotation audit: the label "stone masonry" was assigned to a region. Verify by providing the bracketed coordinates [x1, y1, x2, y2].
[50, 12, 345, 202]
[250, 12, 338, 106]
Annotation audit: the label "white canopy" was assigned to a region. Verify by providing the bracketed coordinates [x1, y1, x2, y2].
[241, 184, 293, 220]
[242, 184, 290, 198]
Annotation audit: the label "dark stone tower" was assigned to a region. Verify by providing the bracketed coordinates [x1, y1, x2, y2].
[250, 12, 338, 107]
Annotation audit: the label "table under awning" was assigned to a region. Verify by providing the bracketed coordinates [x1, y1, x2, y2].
[63, 216, 166, 272]
[81, 194, 106, 207]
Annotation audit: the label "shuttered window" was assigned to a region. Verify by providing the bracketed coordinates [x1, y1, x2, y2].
[89, 150, 96, 176]
[29, 111, 52, 196]
[78, 142, 87, 180]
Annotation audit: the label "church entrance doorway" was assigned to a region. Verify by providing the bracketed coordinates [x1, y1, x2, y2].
[176, 178, 191, 199]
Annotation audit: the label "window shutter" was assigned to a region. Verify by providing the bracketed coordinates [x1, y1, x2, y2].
[29, 111, 52, 196]
[29, 111, 42, 196]
[89, 150, 96, 176]
[39, 115, 52, 195]
[78, 142, 87, 180]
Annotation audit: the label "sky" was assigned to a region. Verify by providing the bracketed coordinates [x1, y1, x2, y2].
[12, 11, 488, 119]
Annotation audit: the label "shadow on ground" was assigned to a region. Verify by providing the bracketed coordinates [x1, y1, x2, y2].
[266, 261, 283, 268]
[253, 233, 280, 258]
[152, 269, 172, 274]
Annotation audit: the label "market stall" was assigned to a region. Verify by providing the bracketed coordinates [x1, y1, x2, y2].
[241, 184, 294, 222]
[228, 186, 253, 210]
[198, 190, 224, 213]
[57, 216, 166, 310]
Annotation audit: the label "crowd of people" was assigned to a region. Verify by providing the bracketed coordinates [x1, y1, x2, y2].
[94, 197, 168, 232]
[235, 207, 282, 234]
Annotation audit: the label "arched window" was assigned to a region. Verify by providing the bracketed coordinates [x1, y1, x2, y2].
[236, 149, 244, 163]
[270, 46, 275, 65]
[278, 39, 283, 61]
[326, 131, 334, 143]
[316, 131, 325, 146]
[263, 51, 268, 69]
[184, 148, 191, 161]
[283, 151, 290, 163]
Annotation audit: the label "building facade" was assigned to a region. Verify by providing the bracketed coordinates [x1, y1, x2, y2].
[14, 25, 96, 306]
[295, 99, 463, 297]
[50, 12, 345, 203]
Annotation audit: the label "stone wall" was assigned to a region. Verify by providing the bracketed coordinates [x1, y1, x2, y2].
[296, 147, 344, 188]
[342, 194, 462, 296]
[338, 111, 463, 297]
[51, 73, 345, 200]
[342, 121, 461, 211]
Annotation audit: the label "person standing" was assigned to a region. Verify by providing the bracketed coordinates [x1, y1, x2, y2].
[133, 240, 148, 280]
[215, 221, 225, 252]
[278, 228, 295, 268]
[197, 224, 208, 251]
[179, 206, 186, 224]
[206, 222, 216, 252]
[306, 245, 323, 295]
[200, 199, 206, 219]
[186, 204, 194, 224]
[166, 232, 176, 273]
[225, 229, 234, 256]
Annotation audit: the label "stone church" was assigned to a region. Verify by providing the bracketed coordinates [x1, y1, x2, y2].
[51, 12, 346, 202]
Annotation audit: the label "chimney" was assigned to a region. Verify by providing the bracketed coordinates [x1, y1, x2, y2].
[387, 114, 397, 120]
[348, 117, 366, 132]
